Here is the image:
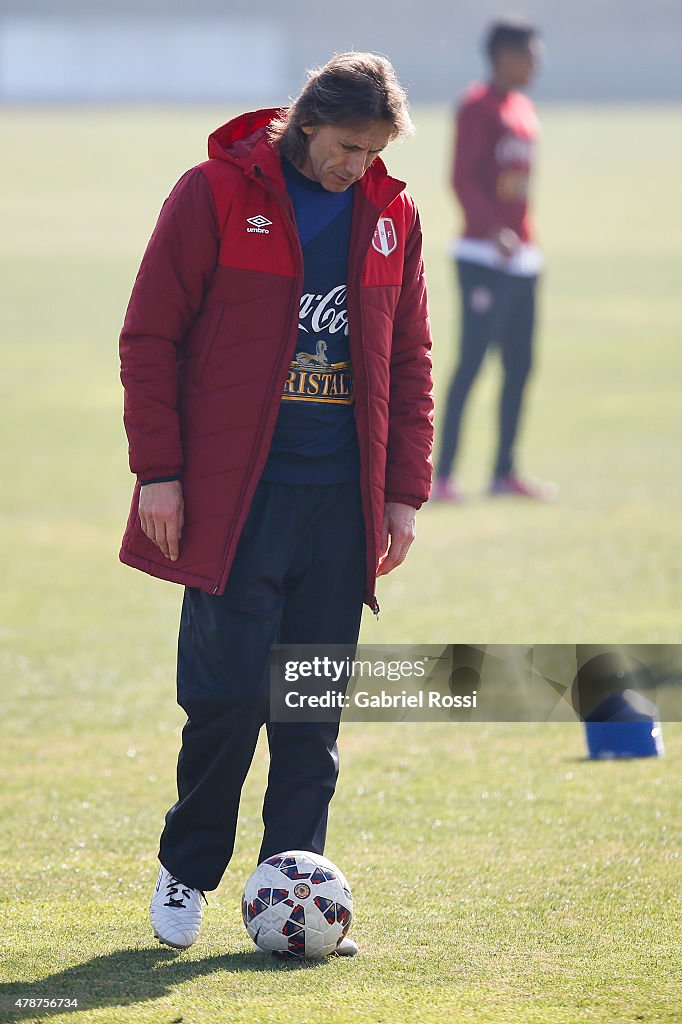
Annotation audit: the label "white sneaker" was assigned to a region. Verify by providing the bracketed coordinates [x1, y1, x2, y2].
[332, 936, 359, 957]
[150, 864, 205, 949]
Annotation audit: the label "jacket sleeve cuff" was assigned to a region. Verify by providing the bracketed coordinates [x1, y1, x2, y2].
[139, 475, 181, 486]
[384, 494, 424, 510]
[136, 468, 182, 484]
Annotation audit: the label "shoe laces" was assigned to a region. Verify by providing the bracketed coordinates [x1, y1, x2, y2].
[163, 873, 207, 908]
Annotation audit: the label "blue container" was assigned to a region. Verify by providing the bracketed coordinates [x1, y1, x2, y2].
[584, 689, 664, 759]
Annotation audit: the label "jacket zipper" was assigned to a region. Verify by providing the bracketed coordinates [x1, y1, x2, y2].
[212, 164, 303, 594]
[348, 194, 392, 620]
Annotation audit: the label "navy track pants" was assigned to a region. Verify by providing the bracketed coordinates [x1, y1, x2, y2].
[158, 479, 366, 891]
[436, 259, 537, 480]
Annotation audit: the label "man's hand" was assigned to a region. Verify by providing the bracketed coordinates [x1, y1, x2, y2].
[138, 480, 184, 561]
[490, 226, 521, 260]
[376, 502, 417, 578]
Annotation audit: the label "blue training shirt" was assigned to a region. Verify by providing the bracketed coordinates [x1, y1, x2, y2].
[261, 158, 360, 484]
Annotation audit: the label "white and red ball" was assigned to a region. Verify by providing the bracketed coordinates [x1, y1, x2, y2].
[242, 850, 353, 959]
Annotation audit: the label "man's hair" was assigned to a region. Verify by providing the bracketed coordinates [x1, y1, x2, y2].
[485, 17, 540, 60]
[269, 51, 414, 165]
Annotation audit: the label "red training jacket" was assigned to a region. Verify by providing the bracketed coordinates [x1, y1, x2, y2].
[119, 109, 434, 611]
[452, 82, 538, 243]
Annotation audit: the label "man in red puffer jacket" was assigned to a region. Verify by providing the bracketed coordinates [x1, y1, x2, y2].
[119, 51, 433, 956]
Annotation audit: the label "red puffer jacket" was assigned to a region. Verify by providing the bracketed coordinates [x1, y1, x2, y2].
[119, 109, 433, 610]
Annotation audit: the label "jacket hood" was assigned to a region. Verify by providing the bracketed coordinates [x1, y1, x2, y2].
[207, 108, 406, 209]
[207, 107, 279, 165]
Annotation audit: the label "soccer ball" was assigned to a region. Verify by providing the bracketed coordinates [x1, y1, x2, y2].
[242, 850, 353, 959]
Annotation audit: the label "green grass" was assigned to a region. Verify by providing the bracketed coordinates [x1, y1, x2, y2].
[1, 724, 680, 1023]
[1, 105, 681, 1023]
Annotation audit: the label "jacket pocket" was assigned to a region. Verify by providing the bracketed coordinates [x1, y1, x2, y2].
[192, 303, 225, 387]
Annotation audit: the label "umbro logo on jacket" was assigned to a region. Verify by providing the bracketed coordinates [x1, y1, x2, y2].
[246, 214, 272, 234]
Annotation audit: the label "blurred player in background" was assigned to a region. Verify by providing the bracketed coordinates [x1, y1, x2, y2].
[434, 18, 556, 502]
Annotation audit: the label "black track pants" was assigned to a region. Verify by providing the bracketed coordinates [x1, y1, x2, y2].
[158, 479, 366, 891]
[436, 259, 537, 480]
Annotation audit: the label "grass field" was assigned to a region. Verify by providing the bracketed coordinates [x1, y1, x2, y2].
[1, 105, 681, 1023]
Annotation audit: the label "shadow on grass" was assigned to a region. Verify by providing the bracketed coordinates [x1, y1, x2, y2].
[1, 945, 323, 1020]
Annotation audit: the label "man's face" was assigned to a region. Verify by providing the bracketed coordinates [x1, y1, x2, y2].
[494, 40, 543, 89]
[298, 121, 394, 192]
